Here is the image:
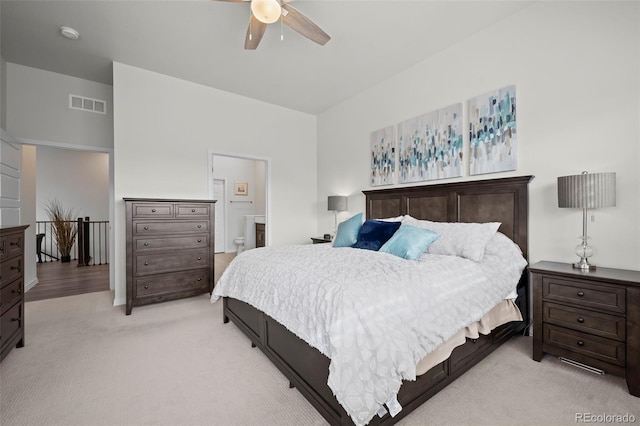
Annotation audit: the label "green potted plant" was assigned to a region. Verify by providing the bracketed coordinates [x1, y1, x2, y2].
[44, 199, 78, 263]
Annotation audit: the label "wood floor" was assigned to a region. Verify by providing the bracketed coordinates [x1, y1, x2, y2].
[25, 253, 237, 303]
[26, 261, 110, 302]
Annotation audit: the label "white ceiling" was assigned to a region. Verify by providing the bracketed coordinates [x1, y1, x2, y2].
[1, 1, 535, 114]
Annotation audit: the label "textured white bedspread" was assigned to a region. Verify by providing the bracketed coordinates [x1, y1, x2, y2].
[212, 239, 526, 425]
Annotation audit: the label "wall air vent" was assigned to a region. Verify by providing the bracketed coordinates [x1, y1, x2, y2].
[69, 94, 107, 115]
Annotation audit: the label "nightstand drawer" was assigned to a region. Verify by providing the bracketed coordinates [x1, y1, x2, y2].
[0, 278, 22, 316]
[543, 277, 625, 314]
[544, 302, 625, 341]
[544, 324, 625, 367]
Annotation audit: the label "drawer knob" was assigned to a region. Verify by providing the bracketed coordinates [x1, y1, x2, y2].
[197, 257, 202, 261]
[144, 262, 149, 266]
[197, 277, 202, 281]
[197, 225, 202, 229]
[144, 242, 149, 246]
[471, 339, 478, 344]
[10, 241, 21, 248]
[11, 289, 21, 295]
[144, 226, 149, 231]
[197, 239, 202, 243]
[144, 285, 149, 289]
[577, 291, 585, 297]
[192, 209, 196, 212]
[577, 317, 585, 323]
[151, 209, 156, 213]
[577, 341, 584, 347]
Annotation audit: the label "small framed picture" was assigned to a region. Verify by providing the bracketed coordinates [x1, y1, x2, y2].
[234, 181, 248, 196]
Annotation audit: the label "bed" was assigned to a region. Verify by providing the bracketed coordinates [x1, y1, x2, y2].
[213, 175, 533, 425]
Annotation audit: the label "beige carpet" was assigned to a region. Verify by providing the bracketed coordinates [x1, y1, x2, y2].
[1, 291, 638, 426]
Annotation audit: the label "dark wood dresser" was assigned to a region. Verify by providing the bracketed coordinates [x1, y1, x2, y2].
[1, 225, 28, 361]
[530, 261, 640, 396]
[124, 198, 216, 315]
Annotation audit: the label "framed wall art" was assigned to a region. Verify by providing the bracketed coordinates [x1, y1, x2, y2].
[468, 85, 517, 175]
[234, 181, 248, 195]
[370, 126, 396, 186]
[397, 103, 463, 183]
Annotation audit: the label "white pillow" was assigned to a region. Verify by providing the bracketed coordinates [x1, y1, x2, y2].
[401, 216, 501, 262]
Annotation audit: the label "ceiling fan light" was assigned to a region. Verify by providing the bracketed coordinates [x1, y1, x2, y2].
[251, 0, 281, 24]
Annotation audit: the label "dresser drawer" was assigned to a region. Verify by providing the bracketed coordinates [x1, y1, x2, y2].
[135, 269, 209, 297]
[543, 324, 625, 367]
[0, 278, 22, 316]
[134, 221, 208, 235]
[0, 302, 23, 352]
[135, 249, 209, 275]
[0, 256, 23, 288]
[544, 302, 625, 341]
[176, 204, 210, 218]
[542, 277, 625, 314]
[0, 233, 24, 259]
[134, 235, 208, 252]
[131, 203, 174, 218]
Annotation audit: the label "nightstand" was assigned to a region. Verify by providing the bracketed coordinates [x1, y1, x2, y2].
[310, 237, 332, 244]
[530, 261, 640, 397]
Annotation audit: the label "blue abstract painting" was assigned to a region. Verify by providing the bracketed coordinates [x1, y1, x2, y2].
[397, 103, 463, 183]
[370, 126, 395, 186]
[468, 85, 517, 175]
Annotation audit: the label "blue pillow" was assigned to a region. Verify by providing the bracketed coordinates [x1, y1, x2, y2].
[352, 219, 401, 251]
[333, 213, 363, 247]
[379, 224, 440, 260]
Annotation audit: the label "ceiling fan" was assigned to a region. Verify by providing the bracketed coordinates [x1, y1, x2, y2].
[214, 0, 331, 50]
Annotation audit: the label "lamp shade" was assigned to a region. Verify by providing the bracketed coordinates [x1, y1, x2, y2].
[558, 172, 616, 209]
[328, 195, 347, 212]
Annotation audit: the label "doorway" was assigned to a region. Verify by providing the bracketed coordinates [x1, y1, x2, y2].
[208, 151, 270, 254]
[21, 141, 114, 302]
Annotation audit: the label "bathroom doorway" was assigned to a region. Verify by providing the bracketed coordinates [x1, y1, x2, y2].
[208, 152, 270, 254]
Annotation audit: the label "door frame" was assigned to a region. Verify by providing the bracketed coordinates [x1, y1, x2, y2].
[17, 136, 115, 294]
[212, 178, 226, 253]
[208, 150, 271, 249]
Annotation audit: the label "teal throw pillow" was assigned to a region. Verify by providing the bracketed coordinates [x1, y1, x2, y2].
[379, 224, 440, 260]
[333, 213, 363, 247]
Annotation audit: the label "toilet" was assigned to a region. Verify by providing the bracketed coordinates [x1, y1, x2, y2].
[234, 237, 245, 255]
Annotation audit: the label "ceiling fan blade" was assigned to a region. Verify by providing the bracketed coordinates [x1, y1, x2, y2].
[244, 15, 268, 50]
[281, 4, 330, 46]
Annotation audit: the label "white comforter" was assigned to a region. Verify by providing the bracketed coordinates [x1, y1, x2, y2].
[211, 234, 526, 426]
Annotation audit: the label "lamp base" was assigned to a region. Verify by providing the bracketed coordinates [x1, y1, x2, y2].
[573, 259, 596, 271]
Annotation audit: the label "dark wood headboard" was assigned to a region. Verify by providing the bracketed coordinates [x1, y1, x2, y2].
[363, 175, 534, 260]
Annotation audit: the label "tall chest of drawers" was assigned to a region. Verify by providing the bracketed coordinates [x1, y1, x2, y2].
[124, 198, 216, 315]
[1, 225, 28, 361]
[531, 261, 640, 397]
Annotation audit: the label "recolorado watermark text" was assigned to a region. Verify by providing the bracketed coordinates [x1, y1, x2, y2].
[576, 413, 636, 423]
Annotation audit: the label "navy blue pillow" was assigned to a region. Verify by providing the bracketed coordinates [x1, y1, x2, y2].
[352, 220, 402, 251]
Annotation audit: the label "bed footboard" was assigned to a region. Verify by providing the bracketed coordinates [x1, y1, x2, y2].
[223, 296, 523, 426]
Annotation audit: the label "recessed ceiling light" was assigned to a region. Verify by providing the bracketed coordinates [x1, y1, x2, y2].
[60, 26, 80, 40]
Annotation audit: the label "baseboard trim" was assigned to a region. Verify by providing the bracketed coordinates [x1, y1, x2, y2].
[25, 277, 39, 292]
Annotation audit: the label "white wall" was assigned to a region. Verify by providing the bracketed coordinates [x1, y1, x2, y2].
[20, 145, 37, 289]
[35, 146, 109, 221]
[113, 62, 317, 305]
[1, 55, 6, 130]
[317, 1, 640, 271]
[5, 63, 113, 149]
